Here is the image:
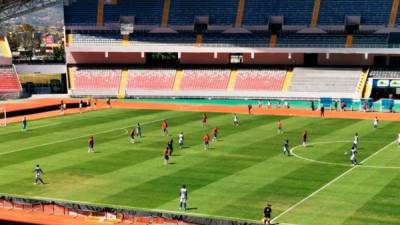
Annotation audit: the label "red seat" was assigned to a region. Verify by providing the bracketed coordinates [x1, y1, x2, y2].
[181, 69, 230, 90]
[74, 69, 121, 90]
[0, 67, 21, 93]
[127, 69, 175, 90]
[235, 69, 286, 91]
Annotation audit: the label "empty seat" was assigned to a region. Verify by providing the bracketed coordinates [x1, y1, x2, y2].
[74, 68, 121, 91]
[235, 69, 286, 91]
[289, 68, 361, 94]
[169, 0, 238, 25]
[127, 69, 176, 90]
[243, 0, 314, 25]
[181, 69, 231, 90]
[318, 0, 392, 25]
[0, 66, 21, 93]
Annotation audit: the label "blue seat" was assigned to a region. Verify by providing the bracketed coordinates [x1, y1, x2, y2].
[64, 0, 98, 25]
[243, 0, 314, 26]
[104, 0, 163, 25]
[318, 0, 392, 25]
[168, 0, 238, 25]
[277, 34, 345, 47]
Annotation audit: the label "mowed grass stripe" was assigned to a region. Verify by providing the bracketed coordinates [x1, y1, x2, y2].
[98, 117, 344, 214]
[0, 110, 202, 167]
[0, 111, 211, 187]
[277, 140, 398, 225]
[155, 117, 351, 217]
[341, 169, 400, 225]
[0, 112, 270, 198]
[0, 109, 398, 224]
[0, 109, 169, 151]
[95, 115, 294, 207]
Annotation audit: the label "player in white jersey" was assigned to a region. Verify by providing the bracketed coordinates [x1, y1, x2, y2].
[179, 185, 188, 210]
[350, 147, 358, 166]
[353, 132, 359, 147]
[373, 117, 379, 129]
[33, 165, 45, 185]
[233, 113, 239, 127]
[178, 132, 184, 149]
[398, 133, 400, 147]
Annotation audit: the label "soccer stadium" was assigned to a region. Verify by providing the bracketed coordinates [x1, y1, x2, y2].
[0, 0, 400, 224]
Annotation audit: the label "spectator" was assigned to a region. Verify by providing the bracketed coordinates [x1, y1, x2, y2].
[311, 101, 315, 111]
[248, 104, 252, 114]
[340, 101, 346, 111]
[362, 101, 367, 112]
[334, 100, 338, 111]
[320, 104, 325, 117]
[267, 100, 271, 109]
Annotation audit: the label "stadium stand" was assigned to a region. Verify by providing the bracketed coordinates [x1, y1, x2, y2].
[352, 34, 389, 47]
[318, 0, 392, 25]
[277, 34, 346, 47]
[131, 33, 196, 44]
[168, 0, 238, 25]
[72, 32, 122, 45]
[127, 68, 176, 90]
[242, 0, 314, 25]
[288, 68, 362, 98]
[0, 66, 21, 94]
[103, 0, 163, 25]
[234, 69, 286, 91]
[203, 33, 270, 46]
[369, 68, 400, 78]
[64, 0, 98, 25]
[72, 68, 121, 96]
[180, 69, 231, 90]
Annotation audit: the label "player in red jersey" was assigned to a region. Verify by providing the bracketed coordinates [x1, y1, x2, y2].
[163, 147, 169, 165]
[162, 120, 168, 136]
[212, 127, 218, 141]
[277, 120, 283, 134]
[203, 134, 210, 150]
[302, 130, 308, 147]
[130, 129, 135, 144]
[88, 136, 94, 153]
[202, 113, 208, 128]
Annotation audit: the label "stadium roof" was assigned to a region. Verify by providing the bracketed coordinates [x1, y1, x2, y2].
[0, 0, 61, 23]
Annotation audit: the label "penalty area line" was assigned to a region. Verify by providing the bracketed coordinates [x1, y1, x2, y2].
[272, 139, 396, 223]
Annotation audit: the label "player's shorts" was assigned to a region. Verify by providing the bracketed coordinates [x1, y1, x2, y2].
[179, 140, 184, 145]
[163, 128, 167, 132]
[180, 198, 187, 203]
[88, 144, 93, 148]
[164, 155, 169, 160]
[204, 141, 209, 145]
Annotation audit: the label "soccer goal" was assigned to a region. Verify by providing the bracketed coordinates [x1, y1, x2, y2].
[0, 108, 6, 127]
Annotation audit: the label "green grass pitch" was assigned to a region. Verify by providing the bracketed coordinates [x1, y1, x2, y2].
[0, 109, 399, 225]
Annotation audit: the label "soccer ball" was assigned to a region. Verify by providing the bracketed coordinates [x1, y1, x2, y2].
[344, 152, 348, 155]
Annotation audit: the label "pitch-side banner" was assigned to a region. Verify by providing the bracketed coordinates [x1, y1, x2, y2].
[377, 80, 389, 87]
[390, 80, 400, 87]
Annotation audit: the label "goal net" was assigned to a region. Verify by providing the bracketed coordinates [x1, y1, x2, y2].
[0, 108, 6, 127]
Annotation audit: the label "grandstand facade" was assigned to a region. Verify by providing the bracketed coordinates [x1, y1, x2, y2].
[62, 0, 400, 100]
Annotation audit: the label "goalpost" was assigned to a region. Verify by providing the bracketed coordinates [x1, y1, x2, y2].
[0, 107, 6, 127]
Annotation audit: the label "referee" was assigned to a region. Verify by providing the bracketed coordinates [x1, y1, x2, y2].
[263, 203, 272, 225]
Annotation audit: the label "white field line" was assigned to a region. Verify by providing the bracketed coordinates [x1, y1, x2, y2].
[272, 140, 396, 223]
[0, 119, 163, 156]
[290, 141, 400, 169]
